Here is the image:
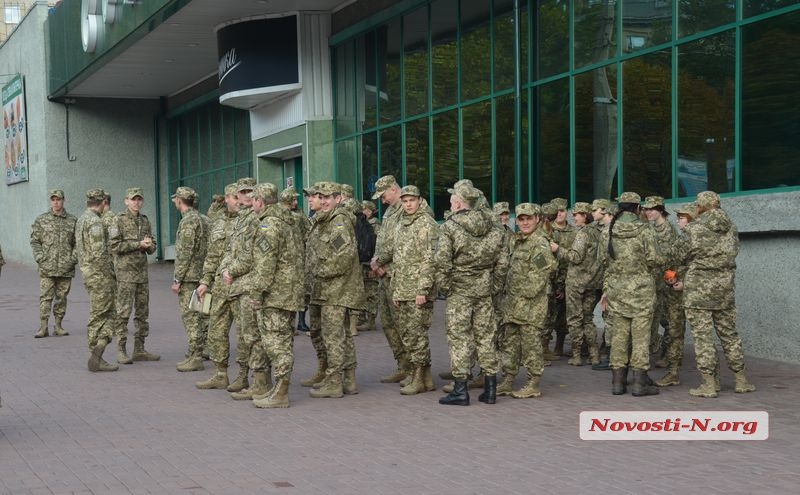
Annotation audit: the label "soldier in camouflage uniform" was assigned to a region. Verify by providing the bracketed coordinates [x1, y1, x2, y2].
[206, 194, 226, 221]
[248, 184, 305, 408]
[195, 183, 240, 390]
[676, 191, 755, 398]
[498, 203, 557, 398]
[590, 198, 614, 371]
[30, 189, 78, 338]
[170, 187, 209, 371]
[385, 186, 439, 395]
[551, 202, 603, 366]
[279, 186, 310, 335]
[307, 182, 366, 398]
[339, 183, 364, 338]
[548, 198, 575, 358]
[356, 200, 381, 332]
[109, 187, 159, 363]
[436, 182, 509, 406]
[76, 189, 118, 372]
[600, 192, 664, 396]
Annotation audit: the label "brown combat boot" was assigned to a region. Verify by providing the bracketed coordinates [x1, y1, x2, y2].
[231, 370, 270, 400]
[117, 338, 133, 365]
[53, 317, 69, 336]
[542, 342, 560, 361]
[511, 374, 541, 399]
[196, 364, 229, 390]
[253, 378, 290, 408]
[496, 374, 515, 396]
[422, 365, 435, 392]
[132, 337, 160, 361]
[734, 369, 756, 393]
[567, 348, 584, 366]
[655, 368, 680, 387]
[309, 372, 344, 398]
[356, 313, 375, 332]
[97, 358, 119, 372]
[177, 354, 204, 372]
[689, 373, 718, 398]
[35, 318, 49, 338]
[88, 338, 115, 372]
[588, 344, 600, 366]
[342, 368, 359, 395]
[226, 366, 250, 392]
[300, 358, 326, 387]
[380, 358, 409, 384]
[400, 367, 425, 395]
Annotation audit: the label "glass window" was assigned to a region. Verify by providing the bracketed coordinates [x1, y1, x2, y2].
[493, 0, 516, 92]
[337, 138, 358, 189]
[433, 110, 460, 218]
[361, 132, 379, 200]
[744, 0, 797, 18]
[361, 32, 378, 130]
[678, 31, 735, 196]
[460, 0, 491, 101]
[575, 0, 617, 70]
[741, 11, 800, 190]
[622, 51, 672, 198]
[334, 40, 357, 137]
[495, 94, 517, 205]
[378, 19, 402, 124]
[519, 2, 530, 85]
[380, 124, 402, 181]
[4, 6, 21, 24]
[679, 0, 735, 38]
[575, 64, 619, 201]
[533, 78, 570, 202]
[533, 0, 569, 78]
[520, 88, 530, 202]
[404, 6, 429, 118]
[622, 0, 672, 54]
[462, 100, 493, 199]
[431, 0, 458, 109]
[405, 117, 431, 200]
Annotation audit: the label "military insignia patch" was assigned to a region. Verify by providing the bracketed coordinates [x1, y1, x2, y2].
[257, 237, 270, 252]
[331, 233, 346, 250]
[108, 225, 119, 239]
[532, 252, 548, 270]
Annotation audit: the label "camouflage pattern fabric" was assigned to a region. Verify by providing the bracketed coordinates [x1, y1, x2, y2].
[445, 294, 498, 379]
[649, 220, 681, 351]
[179, 282, 206, 355]
[174, 208, 208, 284]
[505, 323, 546, 377]
[308, 304, 325, 360]
[76, 208, 116, 349]
[558, 222, 603, 352]
[361, 216, 382, 317]
[609, 314, 652, 370]
[498, 324, 521, 377]
[548, 222, 576, 341]
[109, 209, 156, 283]
[240, 297, 268, 371]
[372, 202, 405, 366]
[206, 294, 237, 367]
[38, 277, 72, 321]
[30, 209, 78, 278]
[320, 305, 357, 376]
[394, 301, 434, 367]
[259, 308, 295, 381]
[686, 308, 745, 375]
[116, 281, 150, 340]
[388, 208, 438, 301]
[221, 206, 261, 298]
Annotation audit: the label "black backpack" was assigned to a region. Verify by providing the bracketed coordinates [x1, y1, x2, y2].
[354, 212, 377, 263]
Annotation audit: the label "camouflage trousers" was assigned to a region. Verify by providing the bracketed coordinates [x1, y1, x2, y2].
[609, 311, 653, 371]
[661, 291, 687, 370]
[321, 305, 357, 376]
[502, 323, 545, 377]
[206, 287, 237, 367]
[238, 296, 270, 372]
[178, 282, 207, 356]
[258, 308, 295, 381]
[445, 294, 498, 380]
[378, 277, 407, 365]
[685, 307, 745, 375]
[362, 267, 379, 317]
[394, 300, 433, 368]
[544, 293, 568, 343]
[39, 276, 72, 320]
[116, 281, 150, 341]
[599, 310, 615, 354]
[85, 278, 115, 350]
[566, 287, 600, 350]
[308, 304, 325, 360]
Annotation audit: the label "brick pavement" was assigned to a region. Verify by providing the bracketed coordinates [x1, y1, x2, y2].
[1, 261, 797, 494]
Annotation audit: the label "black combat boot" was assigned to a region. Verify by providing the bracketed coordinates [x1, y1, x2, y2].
[612, 367, 628, 395]
[477, 374, 497, 404]
[297, 310, 310, 333]
[592, 354, 611, 371]
[439, 380, 469, 406]
[631, 370, 660, 397]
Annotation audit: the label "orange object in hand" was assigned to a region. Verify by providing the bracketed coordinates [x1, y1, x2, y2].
[664, 269, 678, 286]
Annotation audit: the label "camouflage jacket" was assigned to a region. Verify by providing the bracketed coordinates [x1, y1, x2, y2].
[502, 228, 557, 326]
[678, 208, 738, 310]
[251, 204, 304, 311]
[434, 209, 509, 298]
[308, 206, 366, 309]
[109, 209, 155, 283]
[374, 202, 403, 276]
[221, 206, 261, 298]
[601, 212, 663, 318]
[388, 207, 439, 301]
[551, 222, 576, 293]
[76, 208, 115, 285]
[557, 222, 603, 291]
[174, 208, 209, 283]
[199, 209, 237, 293]
[30, 209, 77, 278]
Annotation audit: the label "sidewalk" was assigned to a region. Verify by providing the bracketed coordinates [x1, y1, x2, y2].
[1, 262, 797, 495]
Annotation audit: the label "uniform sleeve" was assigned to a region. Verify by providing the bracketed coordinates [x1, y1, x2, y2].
[434, 224, 453, 295]
[30, 217, 43, 264]
[109, 217, 140, 255]
[227, 220, 257, 279]
[558, 229, 589, 265]
[143, 217, 156, 255]
[252, 225, 281, 296]
[492, 233, 510, 296]
[173, 218, 196, 282]
[88, 221, 107, 262]
[200, 219, 226, 286]
[415, 221, 438, 296]
[316, 222, 357, 280]
[643, 226, 666, 273]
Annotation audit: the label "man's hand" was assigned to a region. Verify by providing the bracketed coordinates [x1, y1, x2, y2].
[197, 284, 208, 299]
[599, 293, 608, 312]
[549, 241, 559, 253]
[222, 270, 233, 285]
[415, 295, 427, 306]
[170, 281, 181, 294]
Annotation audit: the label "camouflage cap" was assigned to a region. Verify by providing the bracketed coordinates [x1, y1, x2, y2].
[447, 183, 481, 203]
[541, 202, 558, 216]
[591, 199, 611, 212]
[224, 183, 238, 196]
[515, 202, 542, 217]
[316, 181, 341, 196]
[125, 187, 143, 199]
[452, 178, 474, 189]
[617, 191, 641, 204]
[86, 188, 106, 202]
[340, 183, 355, 198]
[171, 186, 197, 202]
[361, 200, 377, 211]
[675, 202, 698, 219]
[279, 186, 299, 204]
[642, 195, 665, 209]
[572, 202, 592, 215]
[399, 185, 421, 197]
[551, 197, 568, 210]
[49, 189, 65, 199]
[212, 194, 224, 202]
[372, 175, 398, 200]
[236, 177, 257, 192]
[696, 190, 720, 208]
[252, 182, 279, 201]
[303, 183, 318, 196]
[493, 202, 510, 215]
[606, 202, 619, 216]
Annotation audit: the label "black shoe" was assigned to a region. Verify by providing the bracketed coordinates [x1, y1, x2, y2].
[612, 367, 628, 395]
[297, 311, 310, 333]
[631, 370, 659, 397]
[592, 357, 611, 371]
[439, 380, 469, 406]
[477, 375, 497, 404]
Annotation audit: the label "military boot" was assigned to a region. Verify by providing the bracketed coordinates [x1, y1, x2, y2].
[468, 372, 485, 389]
[300, 358, 326, 387]
[655, 368, 680, 387]
[438, 380, 469, 406]
[422, 366, 435, 392]
[631, 370, 660, 397]
[542, 342, 560, 361]
[309, 372, 344, 398]
[34, 318, 49, 338]
[117, 338, 133, 365]
[97, 358, 119, 372]
[53, 317, 69, 336]
[554, 333, 566, 357]
[400, 367, 425, 395]
[496, 374, 515, 396]
[612, 367, 628, 395]
[734, 369, 756, 393]
[592, 355, 611, 371]
[253, 378, 290, 408]
[132, 338, 160, 361]
[438, 370, 455, 380]
[567, 347, 584, 366]
[88, 338, 113, 372]
[477, 374, 497, 404]
[588, 344, 600, 366]
[196, 364, 229, 390]
[511, 374, 542, 399]
[356, 313, 375, 332]
[226, 366, 250, 392]
[689, 373, 718, 398]
[296, 310, 310, 333]
[177, 354, 204, 372]
[713, 361, 722, 391]
[343, 368, 359, 395]
[231, 371, 270, 400]
[380, 358, 409, 384]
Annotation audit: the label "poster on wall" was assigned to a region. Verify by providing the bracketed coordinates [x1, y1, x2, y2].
[3, 74, 28, 185]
